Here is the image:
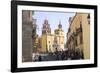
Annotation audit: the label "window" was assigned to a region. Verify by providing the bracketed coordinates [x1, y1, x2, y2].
[87, 14, 90, 19]
[75, 39, 77, 46]
[49, 41, 50, 43]
[49, 45, 51, 51]
[80, 33, 83, 44]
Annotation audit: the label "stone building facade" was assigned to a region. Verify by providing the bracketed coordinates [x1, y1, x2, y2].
[66, 13, 90, 59]
[22, 10, 33, 62]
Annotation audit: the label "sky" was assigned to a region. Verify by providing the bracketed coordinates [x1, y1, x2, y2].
[32, 11, 76, 43]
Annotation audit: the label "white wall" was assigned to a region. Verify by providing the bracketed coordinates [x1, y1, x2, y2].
[0, 0, 99, 73]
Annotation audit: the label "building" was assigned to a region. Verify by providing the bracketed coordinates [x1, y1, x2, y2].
[66, 13, 90, 59]
[40, 19, 64, 53]
[53, 21, 64, 51]
[40, 19, 53, 53]
[32, 18, 37, 53]
[22, 10, 33, 62]
[40, 34, 55, 53]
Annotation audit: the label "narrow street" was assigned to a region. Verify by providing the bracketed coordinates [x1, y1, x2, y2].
[32, 50, 83, 62]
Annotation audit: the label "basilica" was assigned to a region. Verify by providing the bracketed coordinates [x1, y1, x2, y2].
[37, 19, 65, 53]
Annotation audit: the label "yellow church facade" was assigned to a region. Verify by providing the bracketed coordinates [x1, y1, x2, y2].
[54, 25, 64, 51]
[67, 13, 90, 59]
[38, 19, 64, 53]
[40, 34, 54, 53]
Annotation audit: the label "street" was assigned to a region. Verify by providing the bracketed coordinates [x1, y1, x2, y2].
[32, 50, 83, 62]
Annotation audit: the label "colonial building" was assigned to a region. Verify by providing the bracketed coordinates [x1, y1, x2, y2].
[40, 19, 64, 53]
[40, 19, 53, 53]
[66, 13, 90, 59]
[53, 21, 64, 51]
[22, 10, 33, 62]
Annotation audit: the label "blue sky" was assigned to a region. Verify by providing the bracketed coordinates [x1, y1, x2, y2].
[32, 11, 76, 43]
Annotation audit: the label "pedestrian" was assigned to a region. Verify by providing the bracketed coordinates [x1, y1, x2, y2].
[38, 55, 41, 61]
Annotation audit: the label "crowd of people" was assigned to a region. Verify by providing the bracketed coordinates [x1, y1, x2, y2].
[32, 48, 84, 62]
